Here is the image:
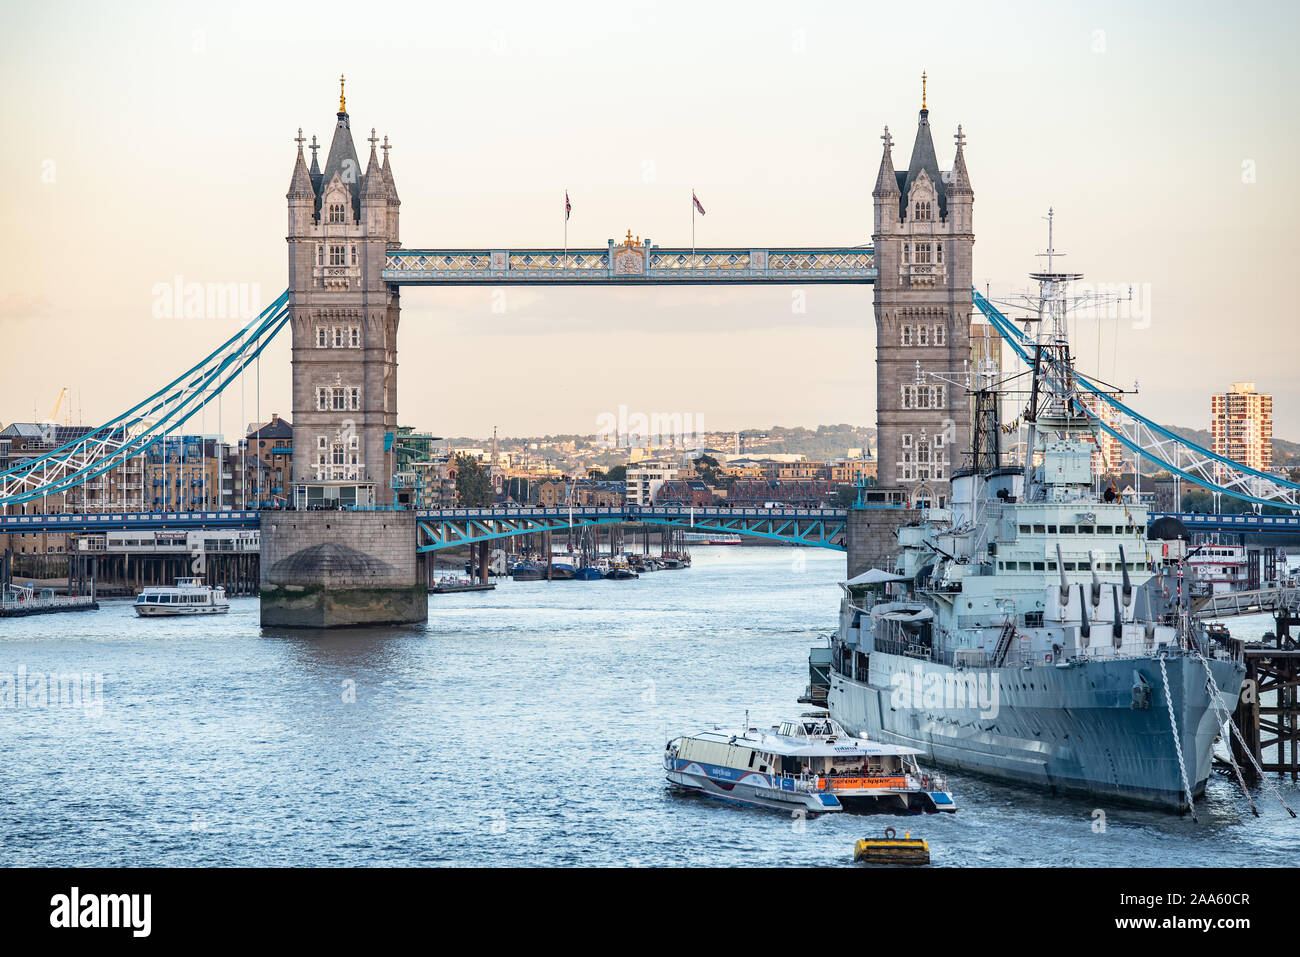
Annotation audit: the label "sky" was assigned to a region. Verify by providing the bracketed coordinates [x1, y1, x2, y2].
[1, 0, 1297, 443]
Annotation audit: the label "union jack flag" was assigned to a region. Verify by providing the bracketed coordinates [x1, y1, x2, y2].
[692, 191, 706, 215]
[565, 191, 571, 221]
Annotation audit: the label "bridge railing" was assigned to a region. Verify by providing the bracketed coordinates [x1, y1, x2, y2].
[413, 505, 849, 521]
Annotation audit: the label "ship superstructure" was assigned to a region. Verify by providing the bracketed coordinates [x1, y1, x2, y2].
[813, 217, 1246, 811]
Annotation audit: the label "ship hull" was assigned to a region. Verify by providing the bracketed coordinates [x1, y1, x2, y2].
[828, 651, 1244, 812]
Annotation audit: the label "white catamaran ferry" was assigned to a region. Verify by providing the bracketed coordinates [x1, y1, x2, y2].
[664, 712, 957, 815]
[134, 577, 229, 617]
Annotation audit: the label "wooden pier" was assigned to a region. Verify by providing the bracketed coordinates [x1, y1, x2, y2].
[1232, 609, 1300, 780]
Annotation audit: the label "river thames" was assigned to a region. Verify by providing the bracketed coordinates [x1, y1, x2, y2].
[1, 546, 1297, 867]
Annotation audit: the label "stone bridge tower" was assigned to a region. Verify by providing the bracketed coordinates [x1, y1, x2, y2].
[871, 77, 974, 507]
[286, 76, 401, 508]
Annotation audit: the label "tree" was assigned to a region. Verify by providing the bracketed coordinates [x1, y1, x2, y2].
[694, 454, 722, 487]
[454, 454, 495, 507]
[598, 464, 627, 483]
[832, 484, 859, 508]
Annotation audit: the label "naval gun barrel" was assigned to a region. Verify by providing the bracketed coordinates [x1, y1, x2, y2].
[1078, 583, 1091, 644]
[1119, 544, 1132, 607]
[1056, 543, 1069, 606]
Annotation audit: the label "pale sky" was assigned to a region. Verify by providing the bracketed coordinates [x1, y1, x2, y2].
[1, 0, 1297, 443]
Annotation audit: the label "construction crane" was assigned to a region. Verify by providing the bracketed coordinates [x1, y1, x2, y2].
[47, 387, 70, 426]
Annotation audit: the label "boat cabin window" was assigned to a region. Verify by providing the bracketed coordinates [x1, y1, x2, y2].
[1060, 525, 1076, 534]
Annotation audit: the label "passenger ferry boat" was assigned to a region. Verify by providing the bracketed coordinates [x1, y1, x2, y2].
[1187, 544, 1247, 596]
[134, 577, 229, 617]
[664, 712, 957, 815]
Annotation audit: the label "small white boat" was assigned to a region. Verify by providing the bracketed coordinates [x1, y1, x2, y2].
[134, 577, 229, 617]
[664, 712, 957, 815]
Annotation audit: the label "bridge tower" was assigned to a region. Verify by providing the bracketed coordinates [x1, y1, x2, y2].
[286, 76, 401, 508]
[871, 77, 974, 506]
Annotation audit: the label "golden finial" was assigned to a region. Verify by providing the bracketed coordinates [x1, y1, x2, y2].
[338, 74, 347, 113]
[921, 71, 927, 110]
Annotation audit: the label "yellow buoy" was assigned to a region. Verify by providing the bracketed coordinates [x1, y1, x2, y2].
[853, 828, 930, 865]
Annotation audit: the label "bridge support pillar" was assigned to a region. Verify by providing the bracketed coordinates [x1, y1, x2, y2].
[259, 511, 427, 628]
[845, 508, 911, 580]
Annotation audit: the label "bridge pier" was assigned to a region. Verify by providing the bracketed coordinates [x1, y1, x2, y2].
[259, 511, 426, 628]
[845, 508, 911, 579]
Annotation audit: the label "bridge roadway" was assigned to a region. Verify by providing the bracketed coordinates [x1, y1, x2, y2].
[0, 505, 853, 550]
[1149, 512, 1300, 535]
[5, 508, 1298, 541]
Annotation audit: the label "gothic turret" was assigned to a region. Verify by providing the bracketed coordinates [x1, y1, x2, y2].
[901, 73, 946, 221]
[873, 126, 900, 231]
[287, 128, 315, 234]
[947, 124, 974, 233]
[308, 134, 322, 194]
[319, 77, 362, 223]
[381, 135, 400, 243]
[362, 128, 388, 235]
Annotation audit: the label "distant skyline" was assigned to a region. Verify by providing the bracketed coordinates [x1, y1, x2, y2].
[2, 0, 1298, 442]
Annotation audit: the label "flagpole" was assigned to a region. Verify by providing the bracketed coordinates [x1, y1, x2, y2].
[563, 188, 568, 274]
[691, 188, 695, 274]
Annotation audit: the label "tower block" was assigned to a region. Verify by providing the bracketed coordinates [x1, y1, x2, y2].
[871, 76, 974, 506]
[286, 75, 402, 509]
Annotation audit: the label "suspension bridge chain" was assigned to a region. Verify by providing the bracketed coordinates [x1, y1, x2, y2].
[0, 291, 290, 508]
[973, 287, 1300, 510]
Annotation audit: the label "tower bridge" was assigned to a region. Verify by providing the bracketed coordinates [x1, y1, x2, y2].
[287, 75, 969, 514]
[5, 75, 1300, 626]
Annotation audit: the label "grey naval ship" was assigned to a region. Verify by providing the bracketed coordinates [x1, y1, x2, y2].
[807, 243, 1246, 812]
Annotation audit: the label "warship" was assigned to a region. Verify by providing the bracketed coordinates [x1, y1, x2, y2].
[806, 224, 1247, 811]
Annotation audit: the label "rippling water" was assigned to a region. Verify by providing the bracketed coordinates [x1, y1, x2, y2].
[2, 546, 1297, 867]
